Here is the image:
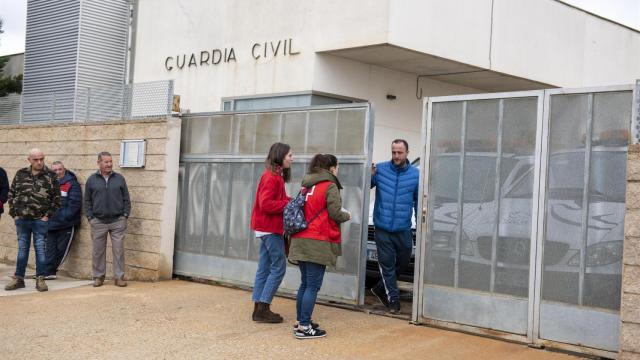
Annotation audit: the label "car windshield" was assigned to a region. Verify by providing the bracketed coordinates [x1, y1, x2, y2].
[547, 151, 626, 202]
[431, 155, 517, 203]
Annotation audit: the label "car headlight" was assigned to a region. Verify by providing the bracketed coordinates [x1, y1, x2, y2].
[567, 240, 623, 267]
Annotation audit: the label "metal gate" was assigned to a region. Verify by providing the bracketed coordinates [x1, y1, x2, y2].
[174, 103, 374, 305]
[415, 85, 634, 356]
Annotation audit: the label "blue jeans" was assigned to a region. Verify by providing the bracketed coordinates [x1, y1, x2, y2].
[252, 234, 286, 304]
[296, 261, 326, 326]
[374, 228, 412, 302]
[14, 218, 48, 278]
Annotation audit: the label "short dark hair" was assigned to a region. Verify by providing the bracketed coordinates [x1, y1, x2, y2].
[308, 154, 338, 173]
[265, 142, 291, 183]
[392, 139, 409, 152]
[98, 151, 112, 161]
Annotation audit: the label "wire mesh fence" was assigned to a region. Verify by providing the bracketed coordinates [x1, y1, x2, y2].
[0, 80, 174, 124]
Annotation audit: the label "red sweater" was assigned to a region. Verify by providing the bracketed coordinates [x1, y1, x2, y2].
[250, 169, 290, 234]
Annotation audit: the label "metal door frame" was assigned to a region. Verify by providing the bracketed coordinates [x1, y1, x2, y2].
[414, 85, 634, 358]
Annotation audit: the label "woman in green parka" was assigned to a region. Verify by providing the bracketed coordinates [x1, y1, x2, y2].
[289, 154, 351, 339]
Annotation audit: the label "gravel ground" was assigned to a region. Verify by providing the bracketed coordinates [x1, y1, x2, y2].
[0, 275, 581, 360]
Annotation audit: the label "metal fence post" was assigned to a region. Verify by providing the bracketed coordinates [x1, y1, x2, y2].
[167, 80, 174, 116]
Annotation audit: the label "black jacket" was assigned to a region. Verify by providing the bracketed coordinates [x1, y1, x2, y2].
[49, 170, 82, 230]
[84, 171, 131, 222]
[0, 167, 8, 215]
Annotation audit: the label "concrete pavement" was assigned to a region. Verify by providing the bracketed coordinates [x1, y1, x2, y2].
[0, 274, 581, 360]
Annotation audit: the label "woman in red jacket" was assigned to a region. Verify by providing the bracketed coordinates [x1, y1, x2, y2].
[250, 142, 292, 323]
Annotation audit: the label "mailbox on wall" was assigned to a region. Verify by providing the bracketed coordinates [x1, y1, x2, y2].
[120, 139, 146, 168]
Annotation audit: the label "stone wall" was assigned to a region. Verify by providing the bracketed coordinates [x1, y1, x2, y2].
[0, 118, 181, 281]
[622, 144, 640, 359]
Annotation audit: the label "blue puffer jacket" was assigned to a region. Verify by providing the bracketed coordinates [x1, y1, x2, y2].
[49, 170, 82, 231]
[371, 160, 419, 232]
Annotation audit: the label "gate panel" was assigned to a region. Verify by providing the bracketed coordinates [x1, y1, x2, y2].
[418, 86, 633, 355]
[174, 104, 373, 305]
[420, 93, 541, 335]
[538, 89, 632, 351]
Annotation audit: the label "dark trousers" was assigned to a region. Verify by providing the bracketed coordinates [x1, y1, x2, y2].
[374, 227, 413, 302]
[45, 226, 75, 276]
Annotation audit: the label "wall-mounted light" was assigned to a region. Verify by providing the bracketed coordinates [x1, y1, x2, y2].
[386, 94, 397, 100]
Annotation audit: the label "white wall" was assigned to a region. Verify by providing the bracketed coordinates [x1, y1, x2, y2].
[491, 0, 640, 87]
[312, 54, 481, 163]
[385, 0, 640, 87]
[133, 0, 390, 112]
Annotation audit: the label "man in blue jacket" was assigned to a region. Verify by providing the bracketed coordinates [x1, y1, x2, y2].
[370, 139, 419, 313]
[45, 161, 82, 279]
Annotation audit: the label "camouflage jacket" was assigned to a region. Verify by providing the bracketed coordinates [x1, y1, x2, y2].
[8, 166, 61, 219]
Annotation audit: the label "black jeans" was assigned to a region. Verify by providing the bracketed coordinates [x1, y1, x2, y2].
[45, 226, 75, 276]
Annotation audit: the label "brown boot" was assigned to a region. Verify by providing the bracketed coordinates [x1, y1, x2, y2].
[253, 303, 283, 323]
[251, 302, 260, 321]
[35, 276, 48, 292]
[263, 303, 284, 323]
[114, 277, 127, 287]
[4, 277, 25, 291]
[93, 276, 105, 287]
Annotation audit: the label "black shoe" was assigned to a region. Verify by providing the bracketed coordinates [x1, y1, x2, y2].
[389, 300, 401, 314]
[293, 321, 319, 333]
[371, 285, 390, 308]
[295, 325, 327, 339]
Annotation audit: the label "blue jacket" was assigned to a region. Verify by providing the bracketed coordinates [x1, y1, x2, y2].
[49, 170, 82, 230]
[371, 160, 419, 232]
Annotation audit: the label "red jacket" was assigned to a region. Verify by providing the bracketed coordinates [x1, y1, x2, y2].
[294, 181, 341, 244]
[250, 169, 290, 234]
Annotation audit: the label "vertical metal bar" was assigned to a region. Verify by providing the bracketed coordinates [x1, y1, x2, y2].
[631, 80, 640, 145]
[578, 93, 594, 306]
[200, 164, 212, 255]
[278, 112, 284, 141]
[304, 111, 310, 153]
[490, 99, 504, 293]
[246, 162, 256, 260]
[179, 163, 191, 252]
[358, 103, 375, 306]
[530, 91, 547, 344]
[222, 163, 234, 257]
[251, 114, 257, 153]
[167, 80, 174, 117]
[413, 97, 432, 324]
[454, 101, 468, 288]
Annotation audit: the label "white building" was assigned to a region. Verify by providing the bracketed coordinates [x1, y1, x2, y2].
[131, 0, 640, 161]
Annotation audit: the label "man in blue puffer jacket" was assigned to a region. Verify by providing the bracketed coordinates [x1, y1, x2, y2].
[45, 161, 82, 279]
[370, 139, 419, 313]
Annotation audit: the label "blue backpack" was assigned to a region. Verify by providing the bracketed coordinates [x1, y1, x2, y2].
[283, 187, 323, 236]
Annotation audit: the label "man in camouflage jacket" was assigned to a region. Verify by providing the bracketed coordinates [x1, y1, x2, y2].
[5, 148, 60, 292]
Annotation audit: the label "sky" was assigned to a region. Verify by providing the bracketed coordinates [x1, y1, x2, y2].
[0, 0, 639, 56]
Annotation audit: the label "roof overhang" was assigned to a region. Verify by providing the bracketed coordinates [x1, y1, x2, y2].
[319, 44, 555, 92]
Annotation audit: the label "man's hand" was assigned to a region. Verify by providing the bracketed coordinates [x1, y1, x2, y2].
[41, 216, 48, 221]
[371, 162, 376, 176]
